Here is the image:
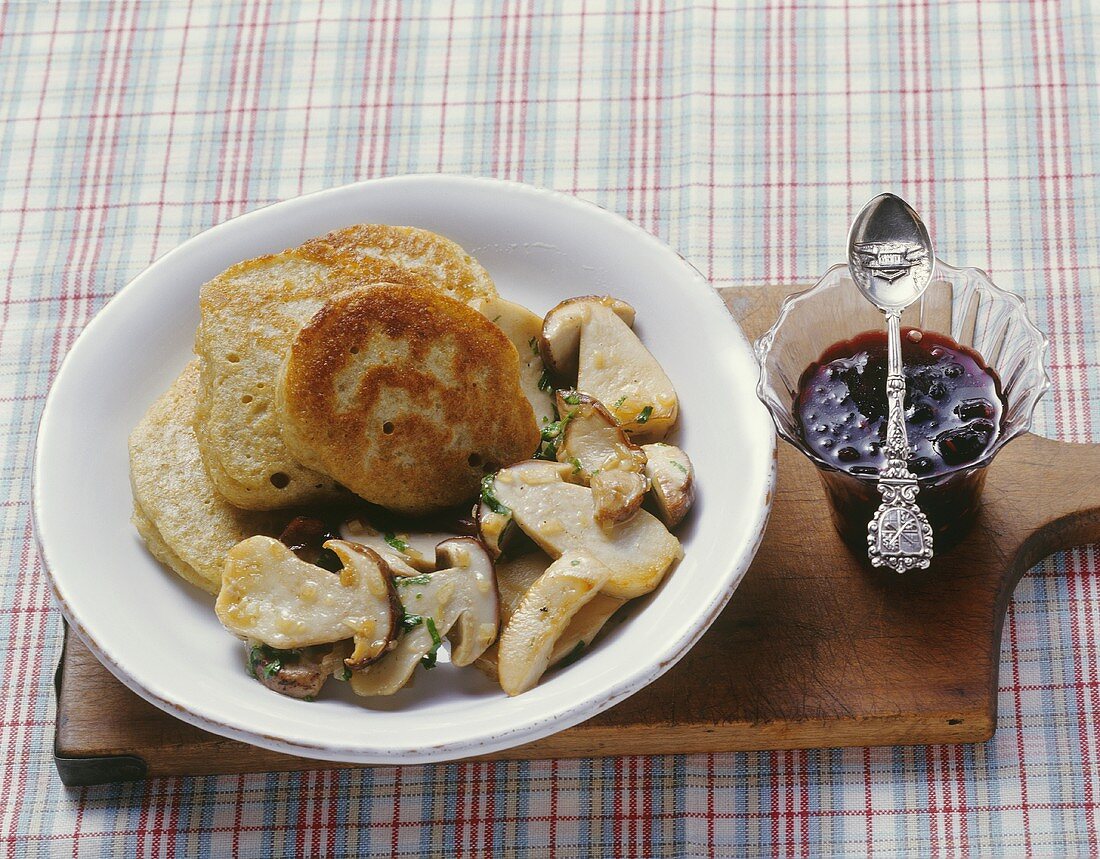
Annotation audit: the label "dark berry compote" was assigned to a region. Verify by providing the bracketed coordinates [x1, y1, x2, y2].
[796, 329, 1005, 479]
[795, 329, 1006, 554]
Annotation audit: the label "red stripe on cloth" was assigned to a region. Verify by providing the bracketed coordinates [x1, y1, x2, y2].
[863, 748, 874, 856]
[490, 0, 510, 178]
[548, 759, 558, 858]
[435, 0, 457, 173]
[231, 773, 245, 858]
[921, 0, 937, 240]
[150, 0, 196, 262]
[786, 0, 797, 285]
[569, 0, 588, 195]
[212, 2, 248, 226]
[390, 765, 403, 859]
[1050, 0, 1092, 444]
[1006, 595, 1033, 856]
[706, 1, 716, 281]
[296, 0, 324, 196]
[707, 753, 715, 859]
[378, 0, 403, 178]
[238, 0, 274, 208]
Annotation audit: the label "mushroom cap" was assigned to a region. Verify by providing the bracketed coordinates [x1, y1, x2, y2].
[540, 295, 636, 382]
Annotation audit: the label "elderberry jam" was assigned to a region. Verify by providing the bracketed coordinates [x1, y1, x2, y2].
[796, 329, 1005, 478]
[794, 329, 1007, 553]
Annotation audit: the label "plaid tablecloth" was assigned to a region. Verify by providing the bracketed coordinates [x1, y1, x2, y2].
[3, 1, 1099, 856]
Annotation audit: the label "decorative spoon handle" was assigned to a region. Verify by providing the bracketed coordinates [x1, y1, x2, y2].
[867, 311, 934, 572]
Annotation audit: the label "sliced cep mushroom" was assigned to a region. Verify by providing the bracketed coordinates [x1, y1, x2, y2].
[475, 553, 625, 681]
[246, 640, 351, 700]
[474, 494, 523, 559]
[555, 391, 649, 523]
[642, 443, 696, 528]
[590, 470, 650, 525]
[540, 296, 636, 382]
[341, 516, 455, 576]
[471, 294, 557, 426]
[496, 551, 614, 695]
[349, 538, 500, 696]
[216, 536, 401, 669]
[487, 460, 681, 599]
[576, 304, 678, 440]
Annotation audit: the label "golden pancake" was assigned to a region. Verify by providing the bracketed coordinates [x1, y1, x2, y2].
[298, 223, 496, 304]
[194, 225, 496, 510]
[129, 363, 285, 593]
[277, 283, 540, 515]
[195, 250, 431, 509]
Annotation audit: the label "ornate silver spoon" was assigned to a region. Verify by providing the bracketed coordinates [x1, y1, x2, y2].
[846, 193, 935, 572]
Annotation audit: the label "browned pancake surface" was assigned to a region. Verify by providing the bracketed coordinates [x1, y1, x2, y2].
[278, 284, 539, 514]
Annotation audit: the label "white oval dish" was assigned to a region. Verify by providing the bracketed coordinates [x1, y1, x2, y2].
[34, 175, 775, 764]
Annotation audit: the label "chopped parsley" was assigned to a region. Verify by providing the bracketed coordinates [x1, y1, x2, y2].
[569, 457, 583, 475]
[480, 473, 511, 515]
[635, 405, 653, 424]
[537, 369, 554, 392]
[339, 666, 352, 681]
[383, 532, 409, 553]
[248, 643, 298, 680]
[570, 559, 581, 567]
[560, 390, 581, 406]
[540, 421, 563, 442]
[401, 612, 424, 631]
[491, 314, 502, 323]
[302, 695, 316, 702]
[533, 440, 559, 461]
[421, 617, 443, 670]
[534, 420, 566, 460]
[613, 395, 627, 410]
[529, 336, 540, 356]
[395, 574, 432, 587]
[671, 460, 688, 474]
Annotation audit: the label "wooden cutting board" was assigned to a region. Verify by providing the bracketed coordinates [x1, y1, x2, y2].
[53, 284, 1100, 786]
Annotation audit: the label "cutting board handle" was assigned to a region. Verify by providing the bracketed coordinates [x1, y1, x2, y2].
[1006, 433, 1100, 572]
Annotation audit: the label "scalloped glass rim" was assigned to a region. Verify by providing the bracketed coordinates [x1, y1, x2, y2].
[754, 259, 1051, 481]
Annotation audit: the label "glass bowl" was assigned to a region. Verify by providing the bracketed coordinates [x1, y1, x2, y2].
[755, 260, 1050, 555]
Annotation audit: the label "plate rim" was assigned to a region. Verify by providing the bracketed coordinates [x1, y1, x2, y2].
[33, 174, 777, 764]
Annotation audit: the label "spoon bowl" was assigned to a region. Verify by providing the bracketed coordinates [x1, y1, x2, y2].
[847, 193, 935, 311]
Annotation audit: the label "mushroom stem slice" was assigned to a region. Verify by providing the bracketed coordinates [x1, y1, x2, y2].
[487, 460, 682, 599]
[497, 551, 614, 696]
[576, 304, 678, 440]
[434, 538, 502, 666]
[475, 554, 625, 680]
[642, 443, 696, 528]
[349, 538, 500, 696]
[471, 295, 557, 426]
[216, 537, 400, 668]
[540, 296, 636, 382]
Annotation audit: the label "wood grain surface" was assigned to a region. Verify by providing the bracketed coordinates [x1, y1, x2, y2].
[53, 284, 1100, 783]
